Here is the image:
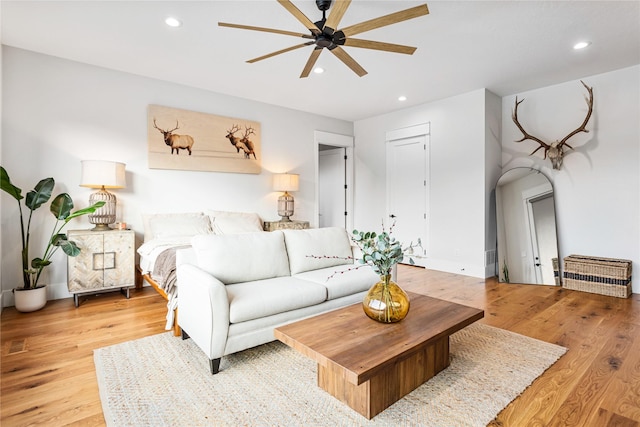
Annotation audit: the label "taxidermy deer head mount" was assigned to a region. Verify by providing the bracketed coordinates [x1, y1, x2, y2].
[512, 80, 594, 170]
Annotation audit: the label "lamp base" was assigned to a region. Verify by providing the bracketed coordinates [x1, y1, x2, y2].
[277, 192, 295, 222]
[91, 224, 113, 231]
[88, 187, 117, 230]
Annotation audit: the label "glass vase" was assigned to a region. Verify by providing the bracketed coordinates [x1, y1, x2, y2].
[362, 274, 410, 323]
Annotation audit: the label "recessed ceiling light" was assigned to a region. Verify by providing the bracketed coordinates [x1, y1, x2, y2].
[313, 67, 324, 74]
[165, 17, 182, 27]
[573, 41, 591, 50]
[398, 96, 407, 102]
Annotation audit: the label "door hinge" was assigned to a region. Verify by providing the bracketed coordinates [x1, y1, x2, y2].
[344, 211, 348, 216]
[344, 155, 347, 160]
[344, 184, 348, 189]
[424, 213, 427, 219]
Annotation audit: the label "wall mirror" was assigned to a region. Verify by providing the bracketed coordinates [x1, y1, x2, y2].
[495, 167, 560, 285]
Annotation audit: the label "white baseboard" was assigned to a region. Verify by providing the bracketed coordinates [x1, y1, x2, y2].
[424, 258, 486, 278]
[1, 281, 71, 308]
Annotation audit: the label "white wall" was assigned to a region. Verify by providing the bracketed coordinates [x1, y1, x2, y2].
[0, 46, 352, 305]
[501, 66, 640, 293]
[353, 89, 501, 278]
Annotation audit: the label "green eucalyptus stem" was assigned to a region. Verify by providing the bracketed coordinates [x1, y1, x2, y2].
[380, 274, 395, 322]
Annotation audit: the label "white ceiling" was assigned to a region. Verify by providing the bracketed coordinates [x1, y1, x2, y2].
[2, 1, 639, 121]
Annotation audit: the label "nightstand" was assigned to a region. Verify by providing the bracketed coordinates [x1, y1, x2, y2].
[67, 229, 135, 307]
[263, 220, 310, 231]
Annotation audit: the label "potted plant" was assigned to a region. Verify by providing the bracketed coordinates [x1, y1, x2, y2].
[351, 224, 421, 323]
[0, 166, 105, 312]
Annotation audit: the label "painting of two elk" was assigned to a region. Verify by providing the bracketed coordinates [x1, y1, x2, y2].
[147, 104, 261, 174]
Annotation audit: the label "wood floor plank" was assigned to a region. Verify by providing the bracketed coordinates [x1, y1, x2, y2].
[2, 267, 639, 426]
[595, 320, 640, 423]
[1, 287, 167, 426]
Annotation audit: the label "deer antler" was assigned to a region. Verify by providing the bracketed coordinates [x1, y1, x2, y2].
[557, 80, 594, 149]
[153, 118, 180, 133]
[512, 98, 551, 158]
[511, 81, 594, 170]
[168, 121, 180, 133]
[227, 124, 241, 134]
[243, 125, 255, 138]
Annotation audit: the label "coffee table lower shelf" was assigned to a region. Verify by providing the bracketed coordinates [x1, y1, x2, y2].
[275, 292, 484, 419]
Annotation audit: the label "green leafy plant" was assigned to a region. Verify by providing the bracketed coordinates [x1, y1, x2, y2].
[1, 166, 105, 289]
[351, 223, 422, 276]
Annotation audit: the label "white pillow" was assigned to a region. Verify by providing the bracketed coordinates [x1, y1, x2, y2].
[191, 231, 290, 284]
[205, 210, 264, 234]
[143, 212, 212, 242]
[282, 227, 353, 275]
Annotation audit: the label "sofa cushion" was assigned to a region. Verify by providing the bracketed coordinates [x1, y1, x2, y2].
[226, 277, 327, 323]
[191, 232, 290, 284]
[282, 227, 353, 275]
[293, 264, 379, 300]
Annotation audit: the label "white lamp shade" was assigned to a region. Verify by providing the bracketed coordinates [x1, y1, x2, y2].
[272, 173, 299, 192]
[80, 160, 126, 189]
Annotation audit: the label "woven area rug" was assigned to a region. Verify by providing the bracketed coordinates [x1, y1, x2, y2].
[94, 323, 565, 427]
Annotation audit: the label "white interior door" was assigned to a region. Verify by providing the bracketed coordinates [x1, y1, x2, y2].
[319, 148, 346, 228]
[386, 136, 428, 264]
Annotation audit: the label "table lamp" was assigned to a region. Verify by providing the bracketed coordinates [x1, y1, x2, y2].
[80, 160, 126, 231]
[273, 173, 299, 222]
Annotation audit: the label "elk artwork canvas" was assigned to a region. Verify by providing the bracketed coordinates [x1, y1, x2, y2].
[147, 104, 261, 174]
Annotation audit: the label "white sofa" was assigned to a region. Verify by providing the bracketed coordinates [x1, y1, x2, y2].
[176, 227, 379, 374]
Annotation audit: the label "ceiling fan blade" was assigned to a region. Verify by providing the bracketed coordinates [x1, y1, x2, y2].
[323, 0, 352, 35]
[277, 0, 321, 36]
[343, 38, 417, 55]
[247, 42, 314, 63]
[219, 22, 314, 39]
[340, 4, 429, 38]
[300, 47, 323, 78]
[329, 46, 367, 77]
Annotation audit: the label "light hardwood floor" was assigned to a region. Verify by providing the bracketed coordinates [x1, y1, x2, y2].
[1, 266, 639, 426]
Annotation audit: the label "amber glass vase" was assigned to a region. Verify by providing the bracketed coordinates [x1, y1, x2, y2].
[362, 274, 410, 323]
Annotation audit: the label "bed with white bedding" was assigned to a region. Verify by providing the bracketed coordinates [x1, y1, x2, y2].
[137, 211, 265, 334]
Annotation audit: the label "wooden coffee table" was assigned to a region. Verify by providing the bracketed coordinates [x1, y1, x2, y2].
[274, 292, 484, 419]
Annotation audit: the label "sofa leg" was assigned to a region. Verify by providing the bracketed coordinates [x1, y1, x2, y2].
[181, 329, 190, 340]
[210, 358, 221, 375]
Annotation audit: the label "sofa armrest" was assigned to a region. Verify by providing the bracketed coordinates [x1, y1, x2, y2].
[177, 263, 230, 360]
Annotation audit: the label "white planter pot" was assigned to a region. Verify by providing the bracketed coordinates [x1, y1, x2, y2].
[14, 286, 47, 312]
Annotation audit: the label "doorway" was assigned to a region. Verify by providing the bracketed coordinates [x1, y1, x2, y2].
[314, 131, 353, 230]
[526, 192, 557, 285]
[319, 146, 346, 228]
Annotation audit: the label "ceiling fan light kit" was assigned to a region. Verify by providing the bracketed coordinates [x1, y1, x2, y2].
[219, 0, 429, 78]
